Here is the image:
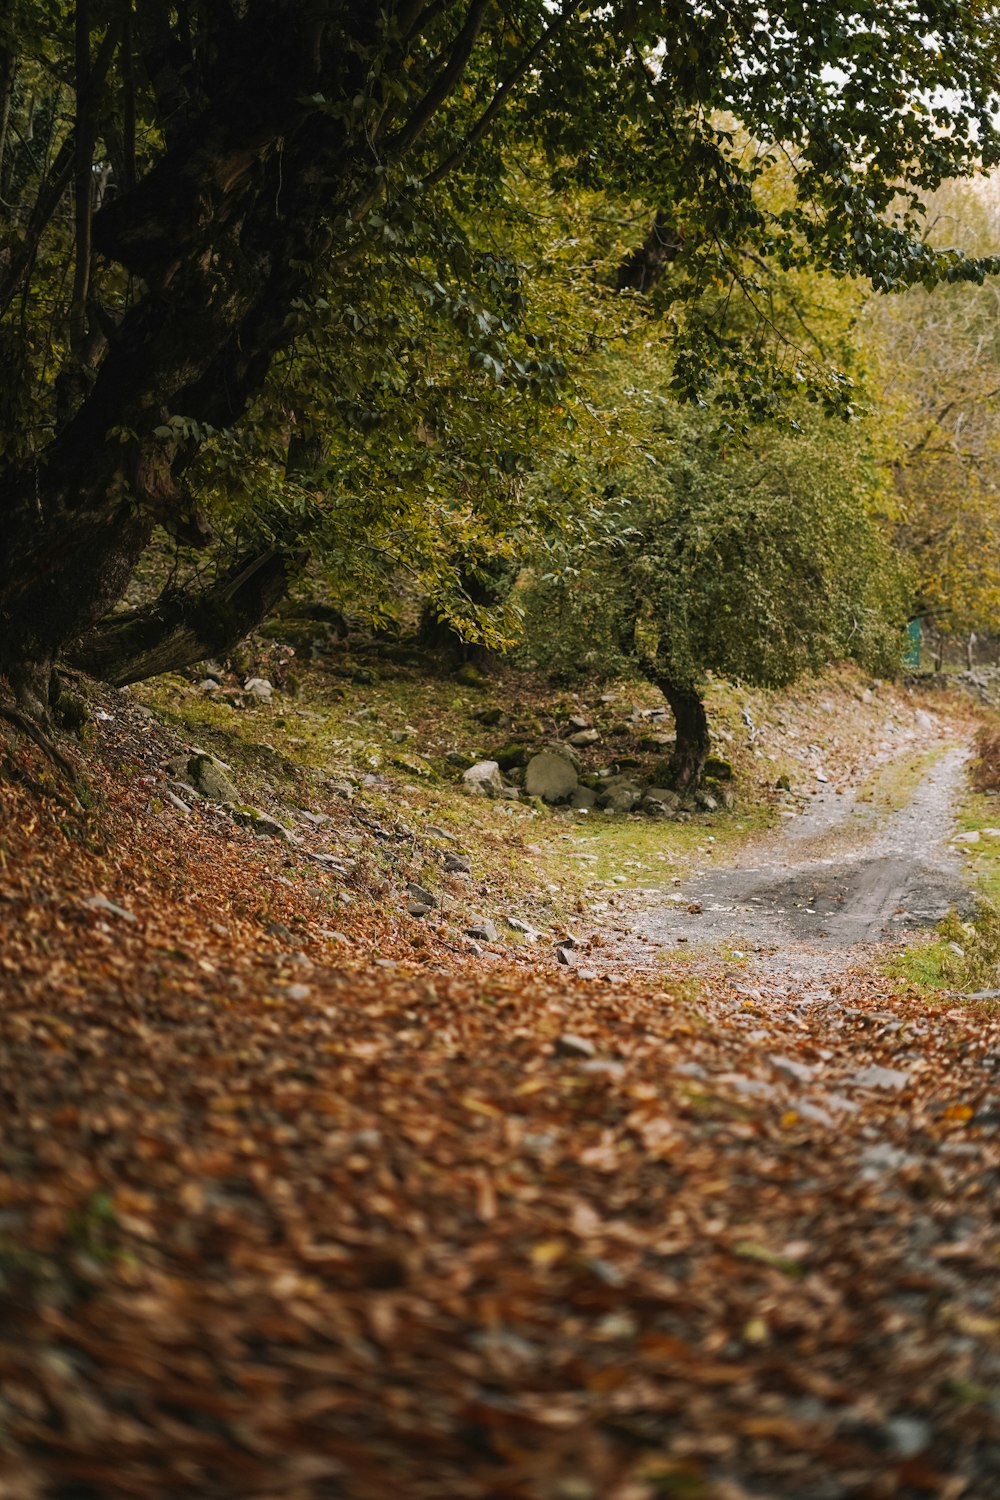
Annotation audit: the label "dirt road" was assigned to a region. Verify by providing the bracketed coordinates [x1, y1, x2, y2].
[625, 743, 973, 984]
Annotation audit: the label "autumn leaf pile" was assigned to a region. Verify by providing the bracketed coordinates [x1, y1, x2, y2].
[0, 694, 998, 1500]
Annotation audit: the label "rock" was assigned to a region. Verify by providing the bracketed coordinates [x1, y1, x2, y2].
[474, 707, 506, 727]
[556, 944, 576, 965]
[407, 900, 432, 918]
[952, 830, 981, 844]
[244, 676, 274, 700]
[446, 751, 474, 768]
[407, 882, 438, 908]
[84, 894, 137, 924]
[185, 753, 240, 803]
[455, 663, 487, 688]
[501, 784, 522, 800]
[391, 751, 434, 778]
[465, 919, 498, 943]
[694, 789, 718, 812]
[198, 678, 220, 693]
[815, 770, 829, 784]
[914, 710, 935, 731]
[443, 852, 472, 874]
[524, 750, 578, 804]
[568, 727, 601, 748]
[643, 787, 679, 811]
[555, 1033, 596, 1058]
[462, 759, 504, 797]
[849, 1064, 910, 1091]
[493, 742, 531, 770]
[598, 785, 640, 813]
[325, 779, 355, 800]
[704, 754, 733, 781]
[507, 916, 541, 940]
[638, 733, 674, 752]
[229, 805, 294, 841]
[567, 715, 591, 731]
[164, 790, 191, 815]
[570, 786, 598, 810]
[427, 824, 460, 842]
[579, 1059, 626, 1079]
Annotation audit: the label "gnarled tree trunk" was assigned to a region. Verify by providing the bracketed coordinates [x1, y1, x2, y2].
[68, 544, 296, 686]
[656, 678, 710, 795]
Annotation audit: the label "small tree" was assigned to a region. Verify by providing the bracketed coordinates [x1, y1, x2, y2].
[524, 368, 908, 790]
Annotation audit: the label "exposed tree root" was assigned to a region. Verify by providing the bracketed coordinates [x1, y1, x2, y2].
[0, 706, 86, 809]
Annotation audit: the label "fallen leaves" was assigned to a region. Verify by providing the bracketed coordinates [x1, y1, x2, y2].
[0, 701, 998, 1499]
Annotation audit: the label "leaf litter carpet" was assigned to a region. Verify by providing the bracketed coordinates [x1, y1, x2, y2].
[0, 703, 998, 1500]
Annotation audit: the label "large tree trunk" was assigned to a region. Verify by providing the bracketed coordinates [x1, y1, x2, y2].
[0, 6, 403, 703]
[657, 678, 711, 795]
[67, 544, 296, 687]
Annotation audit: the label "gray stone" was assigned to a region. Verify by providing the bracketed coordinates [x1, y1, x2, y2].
[568, 728, 601, 748]
[524, 750, 578, 803]
[443, 852, 472, 874]
[244, 676, 274, 700]
[507, 916, 541, 940]
[465, 919, 498, 943]
[407, 882, 438, 908]
[407, 900, 432, 918]
[325, 779, 355, 800]
[598, 785, 640, 813]
[694, 789, 718, 812]
[643, 787, 679, 810]
[556, 944, 576, 965]
[463, 759, 504, 797]
[849, 1064, 911, 1091]
[186, 753, 240, 803]
[570, 786, 598, 810]
[229, 805, 294, 841]
[84, 894, 137, 924]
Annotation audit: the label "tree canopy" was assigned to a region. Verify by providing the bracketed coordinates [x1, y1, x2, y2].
[2, 2, 1000, 711]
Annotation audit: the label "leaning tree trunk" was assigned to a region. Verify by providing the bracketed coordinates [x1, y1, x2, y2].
[656, 678, 711, 795]
[67, 544, 297, 687]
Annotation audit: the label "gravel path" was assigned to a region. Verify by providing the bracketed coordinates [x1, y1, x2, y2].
[624, 743, 973, 981]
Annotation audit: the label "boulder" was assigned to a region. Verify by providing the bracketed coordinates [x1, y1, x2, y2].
[184, 753, 239, 803]
[229, 805, 294, 840]
[570, 786, 598, 810]
[567, 727, 601, 748]
[524, 750, 578, 804]
[465, 919, 498, 943]
[642, 786, 679, 812]
[244, 676, 274, 701]
[463, 759, 504, 797]
[703, 754, 733, 781]
[599, 785, 640, 813]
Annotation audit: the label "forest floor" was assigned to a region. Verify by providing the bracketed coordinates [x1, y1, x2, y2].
[0, 654, 998, 1500]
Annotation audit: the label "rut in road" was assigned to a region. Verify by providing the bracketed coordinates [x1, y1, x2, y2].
[627, 742, 973, 982]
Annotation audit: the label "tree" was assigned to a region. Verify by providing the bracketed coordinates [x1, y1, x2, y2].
[1, 2, 999, 714]
[522, 327, 908, 790]
[861, 175, 1000, 659]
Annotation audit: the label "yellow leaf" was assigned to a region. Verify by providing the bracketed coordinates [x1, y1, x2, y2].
[531, 1239, 566, 1267]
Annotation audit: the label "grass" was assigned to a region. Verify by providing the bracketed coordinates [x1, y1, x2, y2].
[884, 782, 1000, 996]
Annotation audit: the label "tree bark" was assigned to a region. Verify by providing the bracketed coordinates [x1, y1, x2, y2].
[656, 678, 710, 794]
[67, 544, 296, 686]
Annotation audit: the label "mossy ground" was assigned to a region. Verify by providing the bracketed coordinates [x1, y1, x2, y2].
[133, 644, 951, 948]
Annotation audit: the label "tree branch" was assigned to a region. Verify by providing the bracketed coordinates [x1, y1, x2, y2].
[422, 0, 583, 189]
[383, 0, 489, 161]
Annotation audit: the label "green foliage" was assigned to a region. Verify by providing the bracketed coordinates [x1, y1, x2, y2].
[522, 335, 909, 690]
